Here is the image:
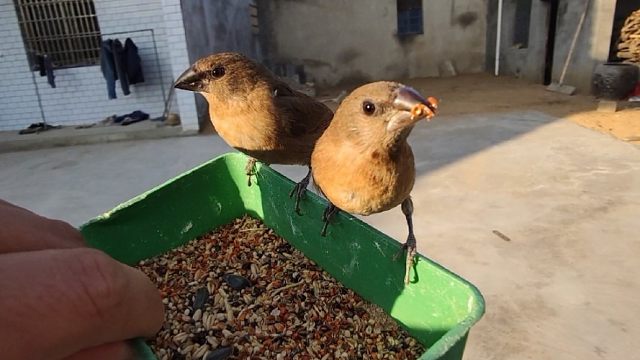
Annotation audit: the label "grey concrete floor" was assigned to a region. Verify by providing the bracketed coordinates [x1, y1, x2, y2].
[1, 111, 639, 360]
[0, 121, 191, 153]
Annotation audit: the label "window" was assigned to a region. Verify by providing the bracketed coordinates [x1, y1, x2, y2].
[397, 0, 423, 35]
[14, 0, 102, 69]
[513, 0, 532, 48]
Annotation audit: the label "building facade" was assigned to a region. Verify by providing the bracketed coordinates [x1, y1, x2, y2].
[0, 0, 197, 132]
[258, 0, 489, 87]
[0, 0, 627, 132]
[487, 0, 626, 91]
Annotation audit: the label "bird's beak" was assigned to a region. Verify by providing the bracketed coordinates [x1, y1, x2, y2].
[174, 66, 204, 92]
[387, 86, 438, 132]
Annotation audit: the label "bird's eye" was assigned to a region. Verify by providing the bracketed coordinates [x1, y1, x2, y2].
[211, 66, 225, 78]
[362, 101, 376, 115]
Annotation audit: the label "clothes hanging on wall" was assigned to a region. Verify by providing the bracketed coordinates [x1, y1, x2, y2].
[36, 54, 55, 88]
[100, 40, 118, 99]
[112, 39, 130, 96]
[124, 38, 144, 84]
[100, 38, 144, 99]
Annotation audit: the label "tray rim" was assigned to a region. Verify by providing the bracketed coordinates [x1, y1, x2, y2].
[80, 152, 485, 360]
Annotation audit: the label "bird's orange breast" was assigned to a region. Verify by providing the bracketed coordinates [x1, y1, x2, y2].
[312, 139, 415, 215]
[207, 97, 308, 165]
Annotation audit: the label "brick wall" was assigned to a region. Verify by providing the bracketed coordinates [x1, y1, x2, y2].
[0, 0, 197, 131]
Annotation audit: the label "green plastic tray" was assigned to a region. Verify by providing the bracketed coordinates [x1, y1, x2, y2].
[80, 152, 484, 360]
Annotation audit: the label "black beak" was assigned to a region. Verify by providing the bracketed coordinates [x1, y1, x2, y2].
[174, 67, 204, 92]
[392, 86, 435, 113]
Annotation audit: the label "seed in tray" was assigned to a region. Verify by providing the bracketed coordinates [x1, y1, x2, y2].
[137, 216, 425, 359]
[204, 346, 233, 360]
[193, 287, 210, 311]
[222, 274, 251, 290]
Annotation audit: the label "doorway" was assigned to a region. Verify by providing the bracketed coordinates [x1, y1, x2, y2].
[542, 0, 559, 85]
[179, 0, 259, 132]
[608, 0, 640, 61]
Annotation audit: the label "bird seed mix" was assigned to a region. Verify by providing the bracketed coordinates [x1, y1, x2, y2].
[137, 216, 425, 360]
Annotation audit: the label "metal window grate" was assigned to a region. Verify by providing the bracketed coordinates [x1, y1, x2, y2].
[14, 0, 102, 69]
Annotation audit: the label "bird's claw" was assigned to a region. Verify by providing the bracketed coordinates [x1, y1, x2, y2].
[320, 222, 329, 237]
[320, 204, 338, 237]
[290, 169, 312, 215]
[288, 183, 306, 215]
[395, 234, 417, 285]
[403, 243, 416, 285]
[320, 211, 330, 237]
[245, 158, 257, 187]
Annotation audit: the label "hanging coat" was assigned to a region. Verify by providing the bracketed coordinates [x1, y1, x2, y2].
[124, 38, 144, 84]
[111, 39, 130, 96]
[100, 39, 118, 99]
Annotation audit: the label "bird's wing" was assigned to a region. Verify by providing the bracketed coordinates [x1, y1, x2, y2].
[272, 82, 333, 138]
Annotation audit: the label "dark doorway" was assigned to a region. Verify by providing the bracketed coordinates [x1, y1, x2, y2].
[542, 0, 559, 85]
[180, 0, 259, 131]
[513, 0, 533, 49]
[608, 0, 640, 61]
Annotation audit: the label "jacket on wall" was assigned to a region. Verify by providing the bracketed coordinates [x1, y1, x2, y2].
[36, 54, 55, 88]
[100, 39, 119, 99]
[124, 38, 144, 84]
[100, 38, 144, 99]
[111, 39, 130, 96]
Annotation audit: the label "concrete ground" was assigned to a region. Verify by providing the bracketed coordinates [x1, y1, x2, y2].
[0, 120, 193, 153]
[1, 111, 639, 360]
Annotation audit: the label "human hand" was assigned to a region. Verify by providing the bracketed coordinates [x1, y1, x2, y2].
[0, 200, 164, 360]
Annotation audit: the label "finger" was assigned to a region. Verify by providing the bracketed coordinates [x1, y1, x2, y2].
[63, 341, 137, 360]
[0, 248, 164, 360]
[0, 199, 85, 253]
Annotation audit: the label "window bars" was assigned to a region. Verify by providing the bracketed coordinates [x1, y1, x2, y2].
[14, 0, 102, 69]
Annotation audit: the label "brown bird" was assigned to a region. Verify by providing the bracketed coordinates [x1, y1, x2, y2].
[174, 52, 333, 212]
[311, 81, 438, 285]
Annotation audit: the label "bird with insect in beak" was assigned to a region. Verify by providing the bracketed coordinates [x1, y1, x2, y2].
[173, 52, 333, 213]
[311, 81, 438, 285]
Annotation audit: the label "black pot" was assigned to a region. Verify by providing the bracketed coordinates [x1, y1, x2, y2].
[592, 63, 639, 100]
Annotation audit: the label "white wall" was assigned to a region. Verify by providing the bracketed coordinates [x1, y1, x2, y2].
[551, 0, 616, 92]
[486, 0, 549, 83]
[487, 0, 616, 92]
[261, 0, 487, 87]
[0, 1, 43, 131]
[161, 0, 198, 132]
[0, 0, 197, 131]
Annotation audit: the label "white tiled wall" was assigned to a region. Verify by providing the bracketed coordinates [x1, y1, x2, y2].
[0, 1, 43, 131]
[161, 0, 197, 131]
[0, 0, 197, 131]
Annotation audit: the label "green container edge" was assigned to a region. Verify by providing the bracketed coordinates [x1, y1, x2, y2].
[80, 152, 485, 360]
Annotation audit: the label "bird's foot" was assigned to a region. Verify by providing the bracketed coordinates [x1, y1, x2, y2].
[245, 158, 257, 187]
[320, 222, 329, 237]
[394, 234, 417, 285]
[289, 170, 312, 215]
[289, 182, 307, 215]
[320, 204, 338, 237]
